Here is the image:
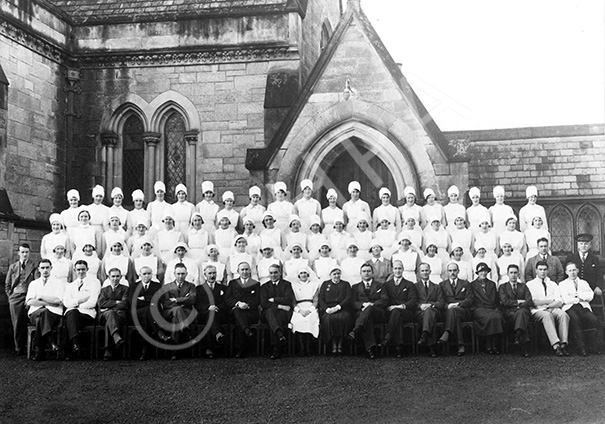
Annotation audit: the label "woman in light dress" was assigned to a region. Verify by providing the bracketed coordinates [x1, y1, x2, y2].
[448, 214, 474, 262]
[398, 186, 422, 230]
[519, 185, 548, 232]
[352, 216, 373, 262]
[257, 243, 282, 285]
[61, 189, 82, 238]
[391, 235, 421, 282]
[126, 189, 151, 236]
[294, 179, 322, 235]
[422, 244, 444, 283]
[488, 185, 515, 236]
[147, 181, 170, 236]
[466, 187, 490, 234]
[290, 266, 321, 355]
[420, 188, 446, 229]
[196, 180, 220, 236]
[372, 187, 401, 232]
[443, 185, 466, 230]
[321, 188, 345, 235]
[342, 181, 371, 233]
[216, 190, 240, 231]
[267, 181, 295, 233]
[240, 186, 266, 234]
[71, 209, 102, 258]
[108, 187, 129, 232]
[88, 184, 110, 235]
[499, 216, 527, 259]
[185, 212, 211, 264]
[313, 242, 339, 283]
[172, 184, 195, 234]
[525, 216, 551, 258]
[41, 213, 72, 259]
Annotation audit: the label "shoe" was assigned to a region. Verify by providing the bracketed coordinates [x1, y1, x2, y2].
[270, 349, 280, 360]
[418, 332, 428, 346]
[457, 346, 465, 357]
[513, 337, 520, 346]
[561, 346, 570, 357]
[579, 347, 587, 357]
[395, 346, 403, 359]
[32, 352, 45, 361]
[64, 355, 72, 361]
[554, 346, 564, 356]
[368, 348, 376, 360]
[347, 330, 356, 341]
[115, 338, 125, 350]
[216, 333, 225, 345]
[244, 328, 253, 338]
[170, 354, 178, 360]
[522, 343, 530, 358]
[72, 342, 81, 353]
[50, 342, 60, 352]
[139, 347, 149, 361]
[492, 347, 500, 355]
[382, 333, 391, 346]
[278, 335, 287, 344]
[14, 349, 23, 356]
[103, 349, 112, 361]
[235, 350, 243, 359]
[429, 347, 437, 358]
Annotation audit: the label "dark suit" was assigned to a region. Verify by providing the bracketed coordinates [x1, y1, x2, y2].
[439, 278, 473, 345]
[525, 254, 565, 283]
[470, 279, 504, 336]
[351, 280, 388, 350]
[225, 278, 260, 350]
[565, 252, 602, 290]
[415, 279, 444, 346]
[498, 281, 532, 343]
[381, 277, 417, 346]
[195, 281, 227, 339]
[261, 279, 295, 347]
[129, 280, 163, 338]
[5, 260, 37, 353]
[161, 280, 196, 343]
[98, 284, 129, 346]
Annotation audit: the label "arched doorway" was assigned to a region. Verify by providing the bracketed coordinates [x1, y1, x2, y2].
[319, 137, 396, 209]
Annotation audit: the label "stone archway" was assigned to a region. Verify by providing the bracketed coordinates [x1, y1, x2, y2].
[290, 121, 418, 206]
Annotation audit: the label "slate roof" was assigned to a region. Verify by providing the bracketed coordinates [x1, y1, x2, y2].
[40, 0, 305, 24]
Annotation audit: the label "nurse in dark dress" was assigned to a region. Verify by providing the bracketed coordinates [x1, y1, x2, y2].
[319, 266, 353, 355]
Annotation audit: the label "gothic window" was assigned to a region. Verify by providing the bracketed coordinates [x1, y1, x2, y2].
[164, 112, 186, 203]
[122, 115, 145, 205]
[549, 205, 573, 256]
[320, 20, 333, 51]
[577, 204, 601, 255]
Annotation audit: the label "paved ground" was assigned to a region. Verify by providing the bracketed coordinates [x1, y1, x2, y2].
[1, 349, 605, 423]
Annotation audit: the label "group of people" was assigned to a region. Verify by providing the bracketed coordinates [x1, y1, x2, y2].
[4, 179, 603, 360]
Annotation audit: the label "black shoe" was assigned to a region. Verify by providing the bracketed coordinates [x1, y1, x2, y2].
[382, 333, 391, 346]
[115, 338, 125, 350]
[235, 350, 244, 359]
[278, 335, 287, 344]
[103, 349, 112, 361]
[216, 333, 225, 345]
[170, 354, 178, 360]
[579, 347, 587, 357]
[429, 347, 437, 358]
[522, 343, 530, 357]
[270, 349, 281, 360]
[418, 332, 428, 346]
[50, 342, 60, 352]
[561, 346, 570, 357]
[395, 346, 403, 359]
[157, 331, 171, 342]
[457, 346, 465, 357]
[72, 342, 81, 353]
[244, 328, 253, 338]
[368, 347, 376, 360]
[64, 355, 72, 361]
[554, 346, 564, 356]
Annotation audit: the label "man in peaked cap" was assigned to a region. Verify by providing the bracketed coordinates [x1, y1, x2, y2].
[565, 234, 603, 296]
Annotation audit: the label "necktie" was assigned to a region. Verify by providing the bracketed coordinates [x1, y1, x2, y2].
[512, 283, 517, 295]
[541, 279, 547, 296]
[21, 261, 26, 270]
[395, 278, 400, 286]
[425, 282, 429, 294]
[574, 279, 578, 291]
[452, 280, 456, 291]
[144, 284, 149, 291]
[581, 254, 586, 263]
[78, 280, 83, 290]
[209, 283, 214, 291]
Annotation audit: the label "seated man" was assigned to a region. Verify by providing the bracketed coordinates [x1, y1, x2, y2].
[63, 259, 101, 360]
[195, 264, 227, 359]
[438, 262, 473, 356]
[498, 264, 533, 357]
[525, 238, 565, 283]
[260, 264, 295, 359]
[526, 260, 570, 356]
[559, 262, 599, 356]
[382, 260, 418, 358]
[224, 262, 260, 358]
[470, 263, 504, 354]
[129, 265, 163, 361]
[161, 262, 196, 359]
[564, 233, 603, 296]
[98, 268, 129, 361]
[25, 259, 65, 360]
[414, 262, 442, 357]
[348, 263, 388, 359]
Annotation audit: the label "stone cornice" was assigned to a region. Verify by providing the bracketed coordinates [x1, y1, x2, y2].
[76, 45, 297, 69]
[0, 18, 70, 66]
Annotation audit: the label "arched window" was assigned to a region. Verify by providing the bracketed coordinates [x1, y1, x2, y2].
[122, 115, 145, 205]
[320, 20, 333, 51]
[164, 112, 186, 203]
[577, 204, 601, 255]
[549, 205, 573, 256]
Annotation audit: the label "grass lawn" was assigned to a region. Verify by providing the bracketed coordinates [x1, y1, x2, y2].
[1, 349, 605, 424]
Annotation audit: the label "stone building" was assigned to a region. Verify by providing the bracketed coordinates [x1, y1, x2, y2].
[0, 0, 604, 277]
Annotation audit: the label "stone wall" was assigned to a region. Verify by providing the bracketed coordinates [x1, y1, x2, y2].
[0, 29, 67, 221]
[444, 124, 605, 200]
[0, 219, 47, 274]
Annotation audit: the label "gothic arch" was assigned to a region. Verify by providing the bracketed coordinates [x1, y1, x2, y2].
[149, 90, 200, 133]
[100, 93, 151, 133]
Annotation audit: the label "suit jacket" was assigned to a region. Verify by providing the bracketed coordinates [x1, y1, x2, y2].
[129, 280, 163, 310]
[525, 254, 565, 283]
[564, 252, 602, 290]
[439, 278, 473, 308]
[498, 281, 532, 311]
[195, 281, 227, 313]
[470, 278, 499, 310]
[383, 277, 417, 310]
[351, 280, 388, 311]
[260, 279, 295, 311]
[5, 260, 37, 296]
[224, 278, 260, 311]
[161, 280, 196, 310]
[415, 279, 444, 310]
[98, 284, 129, 312]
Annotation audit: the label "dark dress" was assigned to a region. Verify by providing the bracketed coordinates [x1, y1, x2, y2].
[319, 280, 352, 342]
[470, 278, 504, 336]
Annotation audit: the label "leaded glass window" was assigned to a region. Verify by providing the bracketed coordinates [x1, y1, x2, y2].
[122, 115, 144, 206]
[577, 204, 601, 255]
[164, 113, 186, 203]
[550, 205, 573, 256]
